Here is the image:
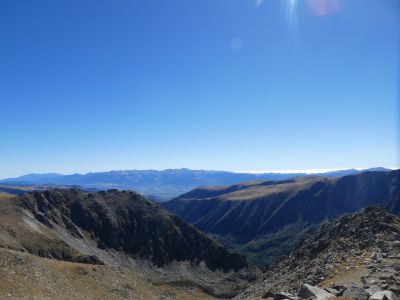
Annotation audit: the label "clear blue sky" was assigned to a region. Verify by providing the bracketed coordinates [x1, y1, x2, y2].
[0, 0, 399, 178]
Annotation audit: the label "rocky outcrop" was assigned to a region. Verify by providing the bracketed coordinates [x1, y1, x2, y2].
[370, 291, 399, 300]
[234, 206, 400, 299]
[343, 287, 370, 300]
[273, 291, 299, 300]
[298, 284, 335, 300]
[263, 284, 399, 300]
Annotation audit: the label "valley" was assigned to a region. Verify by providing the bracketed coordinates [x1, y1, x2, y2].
[0, 168, 387, 201]
[234, 206, 400, 299]
[0, 189, 252, 298]
[164, 170, 399, 266]
[2, 0, 397, 298]
[0, 169, 398, 299]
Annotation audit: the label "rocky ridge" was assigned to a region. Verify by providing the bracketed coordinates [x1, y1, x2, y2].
[17, 189, 247, 270]
[0, 189, 251, 298]
[234, 206, 400, 299]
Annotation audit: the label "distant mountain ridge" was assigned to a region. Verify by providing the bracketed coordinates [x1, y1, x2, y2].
[163, 170, 399, 266]
[0, 167, 390, 201]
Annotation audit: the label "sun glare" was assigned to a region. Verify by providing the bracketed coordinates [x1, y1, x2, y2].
[286, 0, 298, 30]
[307, 0, 340, 16]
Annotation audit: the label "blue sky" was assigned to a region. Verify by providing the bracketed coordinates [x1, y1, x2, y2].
[0, 0, 399, 178]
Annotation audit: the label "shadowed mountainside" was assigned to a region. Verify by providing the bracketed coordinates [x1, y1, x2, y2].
[164, 170, 399, 266]
[1, 189, 246, 271]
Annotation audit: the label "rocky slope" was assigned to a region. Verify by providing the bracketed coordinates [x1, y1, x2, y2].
[0, 247, 214, 300]
[164, 170, 399, 266]
[234, 206, 400, 299]
[0, 189, 250, 298]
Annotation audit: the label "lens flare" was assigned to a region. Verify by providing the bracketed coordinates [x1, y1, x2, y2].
[286, 0, 298, 30]
[287, 0, 297, 18]
[307, 0, 340, 16]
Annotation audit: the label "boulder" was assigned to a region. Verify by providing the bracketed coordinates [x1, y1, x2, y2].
[298, 284, 336, 300]
[273, 292, 298, 300]
[370, 291, 400, 300]
[343, 287, 369, 300]
[366, 287, 381, 296]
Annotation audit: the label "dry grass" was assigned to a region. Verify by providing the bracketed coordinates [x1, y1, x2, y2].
[0, 247, 215, 300]
[198, 185, 230, 191]
[220, 177, 327, 201]
[318, 252, 370, 289]
[0, 193, 13, 200]
[0, 184, 39, 191]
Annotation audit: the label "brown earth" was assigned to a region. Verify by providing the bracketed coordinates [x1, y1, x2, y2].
[0, 247, 215, 300]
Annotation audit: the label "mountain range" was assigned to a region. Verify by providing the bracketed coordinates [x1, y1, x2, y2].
[0, 169, 399, 299]
[164, 169, 399, 266]
[1, 186, 399, 299]
[0, 167, 389, 201]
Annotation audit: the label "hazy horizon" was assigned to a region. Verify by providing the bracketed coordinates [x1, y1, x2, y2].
[1, 165, 397, 181]
[1, 0, 399, 178]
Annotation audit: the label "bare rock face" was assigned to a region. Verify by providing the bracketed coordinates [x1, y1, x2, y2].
[266, 285, 400, 300]
[370, 291, 400, 300]
[298, 284, 335, 300]
[273, 291, 299, 300]
[343, 287, 370, 300]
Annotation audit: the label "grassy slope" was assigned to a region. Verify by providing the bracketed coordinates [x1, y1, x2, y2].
[233, 223, 317, 267]
[0, 247, 214, 300]
[0, 193, 13, 200]
[217, 177, 325, 201]
[212, 222, 318, 268]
